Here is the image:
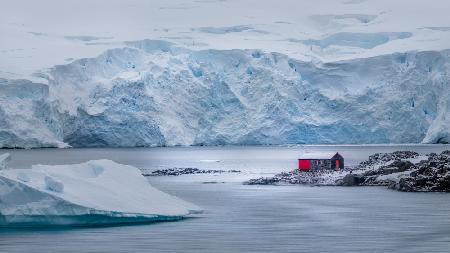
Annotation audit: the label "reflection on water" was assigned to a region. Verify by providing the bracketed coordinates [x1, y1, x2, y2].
[1, 145, 450, 253]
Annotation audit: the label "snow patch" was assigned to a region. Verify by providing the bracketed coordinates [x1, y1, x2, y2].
[309, 14, 378, 30]
[402, 155, 428, 164]
[302, 32, 412, 49]
[199, 160, 220, 163]
[64, 35, 114, 42]
[194, 25, 253, 34]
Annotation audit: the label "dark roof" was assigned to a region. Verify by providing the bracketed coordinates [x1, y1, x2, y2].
[299, 152, 342, 160]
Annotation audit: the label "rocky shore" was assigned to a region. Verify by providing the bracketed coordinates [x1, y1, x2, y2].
[244, 170, 348, 186]
[143, 167, 241, 177]
[245, 150, 450, 192]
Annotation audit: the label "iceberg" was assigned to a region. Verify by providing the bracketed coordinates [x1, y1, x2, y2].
[0, 158, 201, 227]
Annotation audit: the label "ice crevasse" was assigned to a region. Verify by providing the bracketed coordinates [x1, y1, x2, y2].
[0, 154, 201, 227]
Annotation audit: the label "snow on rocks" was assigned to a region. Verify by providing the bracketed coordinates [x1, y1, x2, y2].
[143, 167, 241, 177]
[245, 150, 450, 192]
[336, 152, 423, 187]
[244, 169, 348, 186]
[353, 151, 420, 170]
[337, 150, 450, 192]
[243, 151, 422, 186]
[391, 151, 450, 192]
[0, 159, 201, 227]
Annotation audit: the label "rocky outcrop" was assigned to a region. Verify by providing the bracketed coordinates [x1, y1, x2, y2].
[390, 152, 450, 192]
[344, 160, 416, 186]
[339, 173, 365, 186]
[143, 167, 240, 177]
[354, 151, 419, 170]
[244, 150, 450, 192]
[244, 170, 347, 186]
[339, 150, 450, 192]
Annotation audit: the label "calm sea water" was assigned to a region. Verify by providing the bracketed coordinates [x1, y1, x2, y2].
[1, 145, 450, 253]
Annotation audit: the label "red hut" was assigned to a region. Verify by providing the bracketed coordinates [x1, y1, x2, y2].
[298, 152, 344, 172]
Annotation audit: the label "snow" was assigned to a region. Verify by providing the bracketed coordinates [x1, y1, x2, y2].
[376, 170, 411, 183]
[0, 159, 201, 227]
[199, 160, 221, 163]
[299, 152, 339, 159]
[44, 176, 64, 193]
[1, 0, 450, 147]
[301, 32, 413, 49]
[402, 155, 428, 164]
[0, 153, 11, 170]
[1, 0, 450, 82]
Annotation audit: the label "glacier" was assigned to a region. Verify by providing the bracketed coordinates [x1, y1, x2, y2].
[1, 40, 450, 148]
[0, 157, 200, 227]
[2, 0, 450, 148]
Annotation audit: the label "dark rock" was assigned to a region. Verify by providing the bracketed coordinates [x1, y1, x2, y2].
[390, 178, 414, 192]
[441, 150, 450, 156]
[391, 150, 450, 192]
[336, 150, 450, 192]
[244, 177, 280, 185]
[339, 174, 365, 186]
[143, 167, 241, 176]
[390, 160, 414, 172]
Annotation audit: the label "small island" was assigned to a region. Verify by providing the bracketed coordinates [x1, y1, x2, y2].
[244, 150, 450, 192]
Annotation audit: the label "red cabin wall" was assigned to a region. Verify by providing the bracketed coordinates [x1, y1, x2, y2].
[298, 160, 311, 171]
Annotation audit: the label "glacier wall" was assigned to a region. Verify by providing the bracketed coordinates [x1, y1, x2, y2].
[1, 40, 449, 147]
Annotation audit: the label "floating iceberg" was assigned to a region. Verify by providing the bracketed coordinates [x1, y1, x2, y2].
[0, 158, 200, 227]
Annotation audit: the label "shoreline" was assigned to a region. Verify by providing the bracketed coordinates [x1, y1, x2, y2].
[2, 143, 450, 150]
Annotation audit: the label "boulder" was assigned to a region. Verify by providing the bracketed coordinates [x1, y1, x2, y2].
[340, 173, 365, 186]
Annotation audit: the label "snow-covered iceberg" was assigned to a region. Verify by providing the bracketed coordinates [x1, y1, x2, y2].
[0, 158, 200, 227]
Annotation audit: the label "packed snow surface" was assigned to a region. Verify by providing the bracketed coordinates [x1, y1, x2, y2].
[0, 159, 200, 227]
[1, 0, 450, 147]
[2, 0, 450, 80]
[0, 153, 11, 170]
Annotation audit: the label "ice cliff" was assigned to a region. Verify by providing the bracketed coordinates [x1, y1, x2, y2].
[1, 40, 450, 147]
[0, 158, 200, 227]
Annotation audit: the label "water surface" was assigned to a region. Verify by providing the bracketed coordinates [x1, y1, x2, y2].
[1, 145, 450, 252]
